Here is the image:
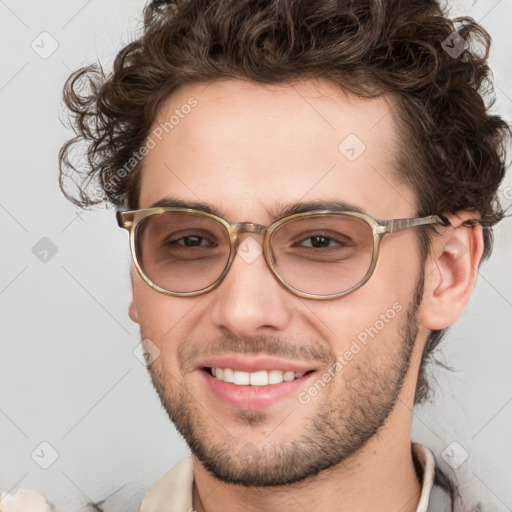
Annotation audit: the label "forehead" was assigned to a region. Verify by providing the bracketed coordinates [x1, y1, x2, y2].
[138, 78, 415, 221]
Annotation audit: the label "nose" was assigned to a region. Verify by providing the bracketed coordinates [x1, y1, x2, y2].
[208, 233, 293, 337]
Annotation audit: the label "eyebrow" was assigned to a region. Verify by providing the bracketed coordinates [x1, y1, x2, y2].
[149, 197, 368, 221]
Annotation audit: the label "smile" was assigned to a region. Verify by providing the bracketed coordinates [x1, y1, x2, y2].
[208, 367, 308, 386]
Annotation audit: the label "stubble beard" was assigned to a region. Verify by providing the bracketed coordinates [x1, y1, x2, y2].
[146, 277, 424, 487]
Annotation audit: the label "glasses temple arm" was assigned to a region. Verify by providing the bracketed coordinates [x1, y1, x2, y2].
[383, 215, 451, 233]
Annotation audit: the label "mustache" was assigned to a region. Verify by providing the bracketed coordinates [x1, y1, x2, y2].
[178, 333, 333, 369]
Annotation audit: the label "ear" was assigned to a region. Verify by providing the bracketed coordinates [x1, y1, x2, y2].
[420, 213, 485, 331]
[128, 265, 141, 324]
[129, 297, 140, 324]
[128, 268, 140, 324]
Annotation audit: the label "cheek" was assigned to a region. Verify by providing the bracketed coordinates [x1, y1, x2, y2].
[306, 238, 421, 346]
[375, 233, 422, 293]
[130, 271, 200, 347]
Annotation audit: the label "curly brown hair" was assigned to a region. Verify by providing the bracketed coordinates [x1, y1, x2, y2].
[59, 0, 509, 400]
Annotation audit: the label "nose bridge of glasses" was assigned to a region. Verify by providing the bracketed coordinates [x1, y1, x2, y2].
[230, 222, 268, 238]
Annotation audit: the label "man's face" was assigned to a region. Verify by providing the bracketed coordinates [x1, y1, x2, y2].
[129, 79, 427, 485]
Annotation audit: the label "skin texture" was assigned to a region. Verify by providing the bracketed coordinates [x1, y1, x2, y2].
[128, 78, 484, 512]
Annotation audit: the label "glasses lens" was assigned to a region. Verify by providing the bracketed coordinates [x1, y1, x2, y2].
[270, 214, 374, 296]
[135, 212, 230, 293]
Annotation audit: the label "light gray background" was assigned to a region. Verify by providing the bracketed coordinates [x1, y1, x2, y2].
[1, 1, 511, 511]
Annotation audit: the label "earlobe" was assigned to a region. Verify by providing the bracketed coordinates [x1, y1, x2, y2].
[420, 214, 484, 331]
[129, 297, 140, 324]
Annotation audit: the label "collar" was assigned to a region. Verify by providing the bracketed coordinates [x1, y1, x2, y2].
[140, 443, 437, 512]
[412, 443, 436, 512]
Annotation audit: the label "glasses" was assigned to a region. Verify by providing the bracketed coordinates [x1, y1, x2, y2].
[116, 207, 449, 300]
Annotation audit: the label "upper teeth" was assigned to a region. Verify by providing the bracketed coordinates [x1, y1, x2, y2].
[211, 368, 306, 386]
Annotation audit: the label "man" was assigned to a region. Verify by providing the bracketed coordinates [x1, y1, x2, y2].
[59, 0, 510, 510]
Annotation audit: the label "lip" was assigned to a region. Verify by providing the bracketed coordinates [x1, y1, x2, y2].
[198, 355, 318, 410]
[198, 355, 317, 374]
[203, 371, 316, 410]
